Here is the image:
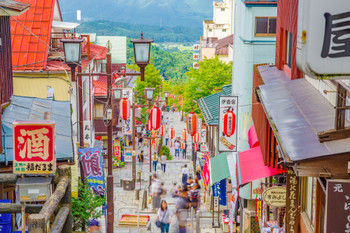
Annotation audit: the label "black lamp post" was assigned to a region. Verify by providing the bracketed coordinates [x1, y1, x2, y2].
[164, 91, 169, 111]
[131, 33, 153, 81]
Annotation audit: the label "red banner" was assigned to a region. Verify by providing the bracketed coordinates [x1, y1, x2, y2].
[202, 152, 210, 191]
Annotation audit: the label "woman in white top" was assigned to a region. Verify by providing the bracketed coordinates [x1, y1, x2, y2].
[161, 153, 167, 173]
[157, 200, 173, 233]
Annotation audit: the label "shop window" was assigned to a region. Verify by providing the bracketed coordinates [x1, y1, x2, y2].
[303, 177, 317, 228]
[255, 17, 276, 37]
[222, 29, 227, 32]
[94, 103, 104, 119]
[286, 31, 293, 68]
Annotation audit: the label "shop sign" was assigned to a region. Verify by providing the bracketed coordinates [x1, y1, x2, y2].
[262, 186, 286, 207]
[325, 179, 350, 232]
[124, 148, 133, 163]
[197, 118, 202, 143]
[83, 121, 91, 145]
[202, 153, 210, 190]
[214, 196, 219, 212]
[193, 62, 199, 69]
[78, 147, 105, 196]
[212, 179, 227, 206]
[297, 0, 350, 79]
[193, 53, 200, 60]
[200, 143, 208, 152]
[285, 169, 299, 233]
[218, 96, 238, 152]
[193, 44, 200, 51]
[114, 139, 121, 160]
[13, 121, 56, 174]
[122, 88, 133, 135]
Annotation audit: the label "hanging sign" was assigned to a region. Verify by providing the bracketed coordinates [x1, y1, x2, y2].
[193, 53, 200, 60]
[78, 147, 106, 196]
[202, 152, 210, 191]
[124, 148, 133, 163]
[114, 139, 121, 160]
[197, 118, 202, 143]
[262, 186, 287, 207]
[325, 179, 350, 232]
[83, 121, 91, 145]
[219, 96, 238, 152]
[212, 179, 227, 206]
[285, 169, 299, 233]
[121, 88, 133, 135]
[193, 44, 200, 51]
[13, 121, 56, 174]
[193, 62, 199, 69]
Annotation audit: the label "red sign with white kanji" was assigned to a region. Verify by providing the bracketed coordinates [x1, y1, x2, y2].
[13, 121, 56, 174]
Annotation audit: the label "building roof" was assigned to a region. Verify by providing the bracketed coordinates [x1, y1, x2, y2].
[95, 36, 126, 64]
[85, 44, 108, 60]
[1, 95, 73, 162]
[197, 84, 232, 125]
[93, 75, 117, 97]
[0, 0, 30, 13]
[11, 0, 56, 71]
[214, 34, 233, 55]
[244, 0, 277, 5]
[203, 20, 214, 24]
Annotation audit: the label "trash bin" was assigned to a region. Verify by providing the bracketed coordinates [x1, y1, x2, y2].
[123, 178, 135, 191]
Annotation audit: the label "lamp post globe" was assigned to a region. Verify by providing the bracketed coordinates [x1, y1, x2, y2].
[144, 88, 155, 101]
[60, 38, 84, 67]
[113, 88, 123, 100]
[131, 33, 153, 81]
[164, 91, 169, 98]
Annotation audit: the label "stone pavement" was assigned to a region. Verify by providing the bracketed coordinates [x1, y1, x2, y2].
[98, 112, 222, 233]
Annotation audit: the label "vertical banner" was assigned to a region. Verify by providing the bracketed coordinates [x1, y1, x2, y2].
[229, 188, 238, 233]
[78, 147, 106, 196]
[285, 169, 299, 233]
[114, 139, 121, 160]
[83, 121, 91, 146]
[197, 118, 202, 143]
[212, 179, 227, 206]
[202, 152, 210, 191]
[122, 88, 133, 135]
[218, 96, 238, 152]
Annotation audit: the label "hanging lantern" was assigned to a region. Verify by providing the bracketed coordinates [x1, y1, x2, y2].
[170, 128, 175, 139]
[148, 120, 152, 131]
[182, 129, 187, 141]
[160, 125, 164, 136]
[152, 139, 155, 145]
[194, 143, 199, 151]
[193, 132, 199, 143]
[223, 109, 236, 137]
[169, 140, 173, 147]
[150, 106, 161, 130]
[120, 98, 131, 120]
[181, 142, 186, 150]
[186, 112, 197, 136]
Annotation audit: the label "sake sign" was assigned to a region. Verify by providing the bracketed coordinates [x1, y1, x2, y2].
[13, 121, 56, 174]
[218, 96, 238, 152]
[262, 186, 287, 207]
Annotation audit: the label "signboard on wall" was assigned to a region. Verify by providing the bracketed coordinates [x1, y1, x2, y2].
[197, 118, 202, 143]
[13, 121, 56, 174]
[325, 179, 350, 232]
[285, 169, 299, 233]
[218, 96, 238, 152]
[122, 88, 133, 135]
[193, 62, 199, 69]
[193, 44, 200, 51]
[193, 53, 200, 60]
[262, 186, 286, 207]
[297, 0, 350, 78]
[83, 121, 91, 145]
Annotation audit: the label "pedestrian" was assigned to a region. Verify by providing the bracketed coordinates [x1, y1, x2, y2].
[189, 178, 201, 212]
[138, 137, 143, 148]
[186, 175, 193, 189]
[176, 186, 190, 233]
[196, 165, 201, 180]
[138, 150, 144, 162]
[170, 182, 178, 197]
[174, 140, 181, 158]
[150, 174, 162, 210]
[157, 200, 173, 233]
[88, 219, 101, 233]
[182, 142, 187, 159]
[181, 164, 189, 186]
[165, 131, 169, 146]
[160, 182, 167, 197]
[153, 152, 159, 172]
[161, 153, 167, 173]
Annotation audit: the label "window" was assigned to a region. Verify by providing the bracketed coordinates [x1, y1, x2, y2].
[222, 29, 226, 32]
[302, 177, 317, 228]
[255, 17, 276, 37]
[221, 8, 225, 11]
[209, 29, 212, 32]
[286, 31, 293, 68]
[94, 103, 104, 119]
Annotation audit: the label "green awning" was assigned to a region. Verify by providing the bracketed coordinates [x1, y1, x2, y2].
[209, 152, 230, 185]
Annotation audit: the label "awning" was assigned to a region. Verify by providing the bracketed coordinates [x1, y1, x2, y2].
[210, 152, 231, 185]
[237, 146, 286, 186]
[52, 21, 80, 30]
[248, 125, 259, 148]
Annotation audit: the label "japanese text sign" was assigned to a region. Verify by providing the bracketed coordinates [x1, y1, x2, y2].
[193, 44, 200, 51]
[212, 179, 227, 206]
[202, 152, 210, 191]
[193, 62, 199, 69]
[219, 96, 238, 152]
[325, 179, 350, 232]
[297, 0, 350, 78]
[262, 186, 286, 207]
[285, 169, 299, 233]
[193, 53, 200, 60]
[13, 121, 56, 174]
[122, 88, 133, 135]
[78, 147, 106, 196]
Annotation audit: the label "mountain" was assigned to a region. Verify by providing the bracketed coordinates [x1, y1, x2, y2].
[59, 0, 213, 28]
[79, 20, 202, 43]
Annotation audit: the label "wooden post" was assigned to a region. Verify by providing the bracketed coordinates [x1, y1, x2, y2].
[58, 165, 72, 233]
[0, 174, 17, 183]
[28, 214, 46, 233]
[335, 83, 347, 130]
[0, 203, 42, 213]
[285, 169, 299, 233]
[50, 207, 69, 233]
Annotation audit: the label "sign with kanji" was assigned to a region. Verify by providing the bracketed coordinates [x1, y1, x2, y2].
[218, 96, 238, 152]
[114, 139, 121, 160]
[121, 88, 133, 135]
[78, 147, 106, 196]
[13, 121, 56, 174]
[297, 0, 350, 78]
[202, 152, 210, 191]
[193, 44, 200, 51]
[193, 62, 199, 69]
[262, 186, 286, 207]
[193, 53, 200, 60]
[325, 179, 350, 232]
[83, 121, 91, 145]
[212, 179, 227, 206]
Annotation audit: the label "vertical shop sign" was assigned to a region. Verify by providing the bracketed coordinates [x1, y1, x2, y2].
[202, 152, 210, 191]
[325, 179, 350, 232]
[78, 147, 106, 196]
[219, 96, 238, 152]
[212, 179, 227, 206]
[122, 88, 133, 135]
[13, 121, 56, 174]
[197, 118, 202, 143]
[114, 139, 121, 160]
[285, 169, 299, 233]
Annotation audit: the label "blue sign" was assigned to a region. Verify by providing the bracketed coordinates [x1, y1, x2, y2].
[78, 147, 106, 196]
[212, 179, 227, 206]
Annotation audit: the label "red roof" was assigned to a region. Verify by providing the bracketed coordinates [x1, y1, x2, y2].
[94, 76, 117, 97]
[85, 44, 108, 60]
[11, 0, 56, 71]
[46, 59, 92, 71]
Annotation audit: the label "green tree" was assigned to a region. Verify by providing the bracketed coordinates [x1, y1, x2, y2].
[72, 181, 106, 231]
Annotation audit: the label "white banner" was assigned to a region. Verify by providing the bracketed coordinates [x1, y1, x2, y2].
[218, 96, 238, 152]
[122, 88, 133, 135]
[197, 118, 202, 143]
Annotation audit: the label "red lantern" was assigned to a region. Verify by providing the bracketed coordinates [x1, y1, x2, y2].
[193, 132, 199, 143]
[224, 110, 236, 137]
[186, 112, 197, 136]
[120, 98, 130, 120]
[169, 140, 173, 147]
[194, 143, 199, 151]
[150, 106, 161, 130]
[160, 125, 164, 136]
[183, 129, 187, 141]
[148, 120, 152, 131]
[170, 128, 175, 139]
[181, 142, 186, 150]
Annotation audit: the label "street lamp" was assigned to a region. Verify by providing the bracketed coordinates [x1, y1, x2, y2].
[131, 33, 153, 81]
[164, 91, 169, 111]
[144, 88, 155, 101]
[113, 88, 123, 100]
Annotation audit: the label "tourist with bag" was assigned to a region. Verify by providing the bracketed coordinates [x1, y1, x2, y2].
[156, 200, 173, 233]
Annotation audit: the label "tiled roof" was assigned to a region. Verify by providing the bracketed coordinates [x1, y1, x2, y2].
[197, 84, 232, 125]
[85, 44, 108, 60]
[11, 0, 56, 71]
[93, 75, 117, 97]
[46, 59, 91, 71]
[0, 0, 30, 12]
[214, 34, 233, 55]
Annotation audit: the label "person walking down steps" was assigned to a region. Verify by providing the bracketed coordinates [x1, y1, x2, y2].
[153, 152, 159, 172]
[161, 153, 167, 173]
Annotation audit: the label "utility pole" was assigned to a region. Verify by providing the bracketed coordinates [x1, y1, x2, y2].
[132, 103, 136, 183]
[106, 50, 114, 233]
